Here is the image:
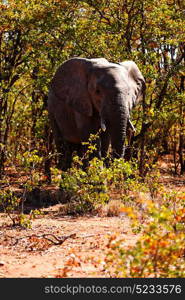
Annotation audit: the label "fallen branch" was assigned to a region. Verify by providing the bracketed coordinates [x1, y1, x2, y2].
[41, 233, 76, 245]
[2, 233, 76, 246]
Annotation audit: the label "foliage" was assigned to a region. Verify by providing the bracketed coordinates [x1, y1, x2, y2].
[56, 153, 185, 278]
[0, 189, 41, 228]
[58, 131, 137, 213]
[106, 192, 185, 277]
[0, 0, 185, 278]
[0, 0, 184, 176]
[60, 156, 135, 214]
[17, 149, 43, 190]
[59, 149, 148, 214]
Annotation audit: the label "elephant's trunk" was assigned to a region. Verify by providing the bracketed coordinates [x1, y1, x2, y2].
[109, 95, 128, 158]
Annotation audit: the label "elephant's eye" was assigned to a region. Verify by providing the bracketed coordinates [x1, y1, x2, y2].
[96, 88, 101, 95]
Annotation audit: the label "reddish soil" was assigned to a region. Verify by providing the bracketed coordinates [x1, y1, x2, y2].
[0, 211, 136, 278]
[0, 156, 184, 278]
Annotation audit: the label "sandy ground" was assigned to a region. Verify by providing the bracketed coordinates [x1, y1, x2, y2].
[0, 209, 138, 278]
[0, 156, 184, 278]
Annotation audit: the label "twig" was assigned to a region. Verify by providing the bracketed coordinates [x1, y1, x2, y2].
[41, 233, 76, 245]
[2, 233, 76, 246]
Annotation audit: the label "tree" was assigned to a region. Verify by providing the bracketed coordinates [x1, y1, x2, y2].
[0, 0, 184, 177]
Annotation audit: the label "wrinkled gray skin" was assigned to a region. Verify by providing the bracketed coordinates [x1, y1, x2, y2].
[48, 57, 145, 170]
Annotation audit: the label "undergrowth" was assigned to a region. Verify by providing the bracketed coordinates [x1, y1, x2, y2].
[0, 139, 184, 277]
[55, 145, 185, 278]
[59, 156, 137, 214]
[105, 191, 185, 277]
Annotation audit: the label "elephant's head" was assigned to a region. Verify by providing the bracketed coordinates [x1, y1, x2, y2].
[49, 58, 145, 158]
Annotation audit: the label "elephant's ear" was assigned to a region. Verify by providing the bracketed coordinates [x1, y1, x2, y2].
[50, 58, 93, 117]
[119, 61, 146, 110]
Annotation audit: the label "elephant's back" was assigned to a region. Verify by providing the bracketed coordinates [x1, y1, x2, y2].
[52, 57, 110, 77]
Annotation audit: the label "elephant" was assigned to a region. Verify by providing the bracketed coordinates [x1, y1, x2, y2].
[47, 57, 145, 170]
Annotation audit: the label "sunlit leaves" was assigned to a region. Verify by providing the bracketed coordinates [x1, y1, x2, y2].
[106, 192, 185, 277]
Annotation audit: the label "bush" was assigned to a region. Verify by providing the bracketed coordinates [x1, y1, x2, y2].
[59, 156, 137, 214]
[0, 190, 41, 228]
[106, 192, 185, 277]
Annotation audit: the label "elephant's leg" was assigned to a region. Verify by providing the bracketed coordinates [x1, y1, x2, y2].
[49, 114, 74, 170]
[76, 143, 92, 170]
[79, 130, 108, 168]
[90, 136, 101, 159]
[75, 144, 89, 169]
[75, 111, 102, 161]
[101, 131, 110, 158]
[74, 136, 101, 170]
[101, 131, 110, 166]
[61, 141, 76, 171]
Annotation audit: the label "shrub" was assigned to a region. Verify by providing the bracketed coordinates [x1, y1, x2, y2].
[106, 192, 185, 277]
[59, 155, 137, 214]
[0, 190, 42, 228]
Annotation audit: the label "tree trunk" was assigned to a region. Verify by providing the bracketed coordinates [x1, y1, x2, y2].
[178, 75, 185, 174]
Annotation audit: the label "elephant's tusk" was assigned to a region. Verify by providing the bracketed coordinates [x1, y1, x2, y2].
[128, 119, 136, 133]
[101, 120, 106, 132]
